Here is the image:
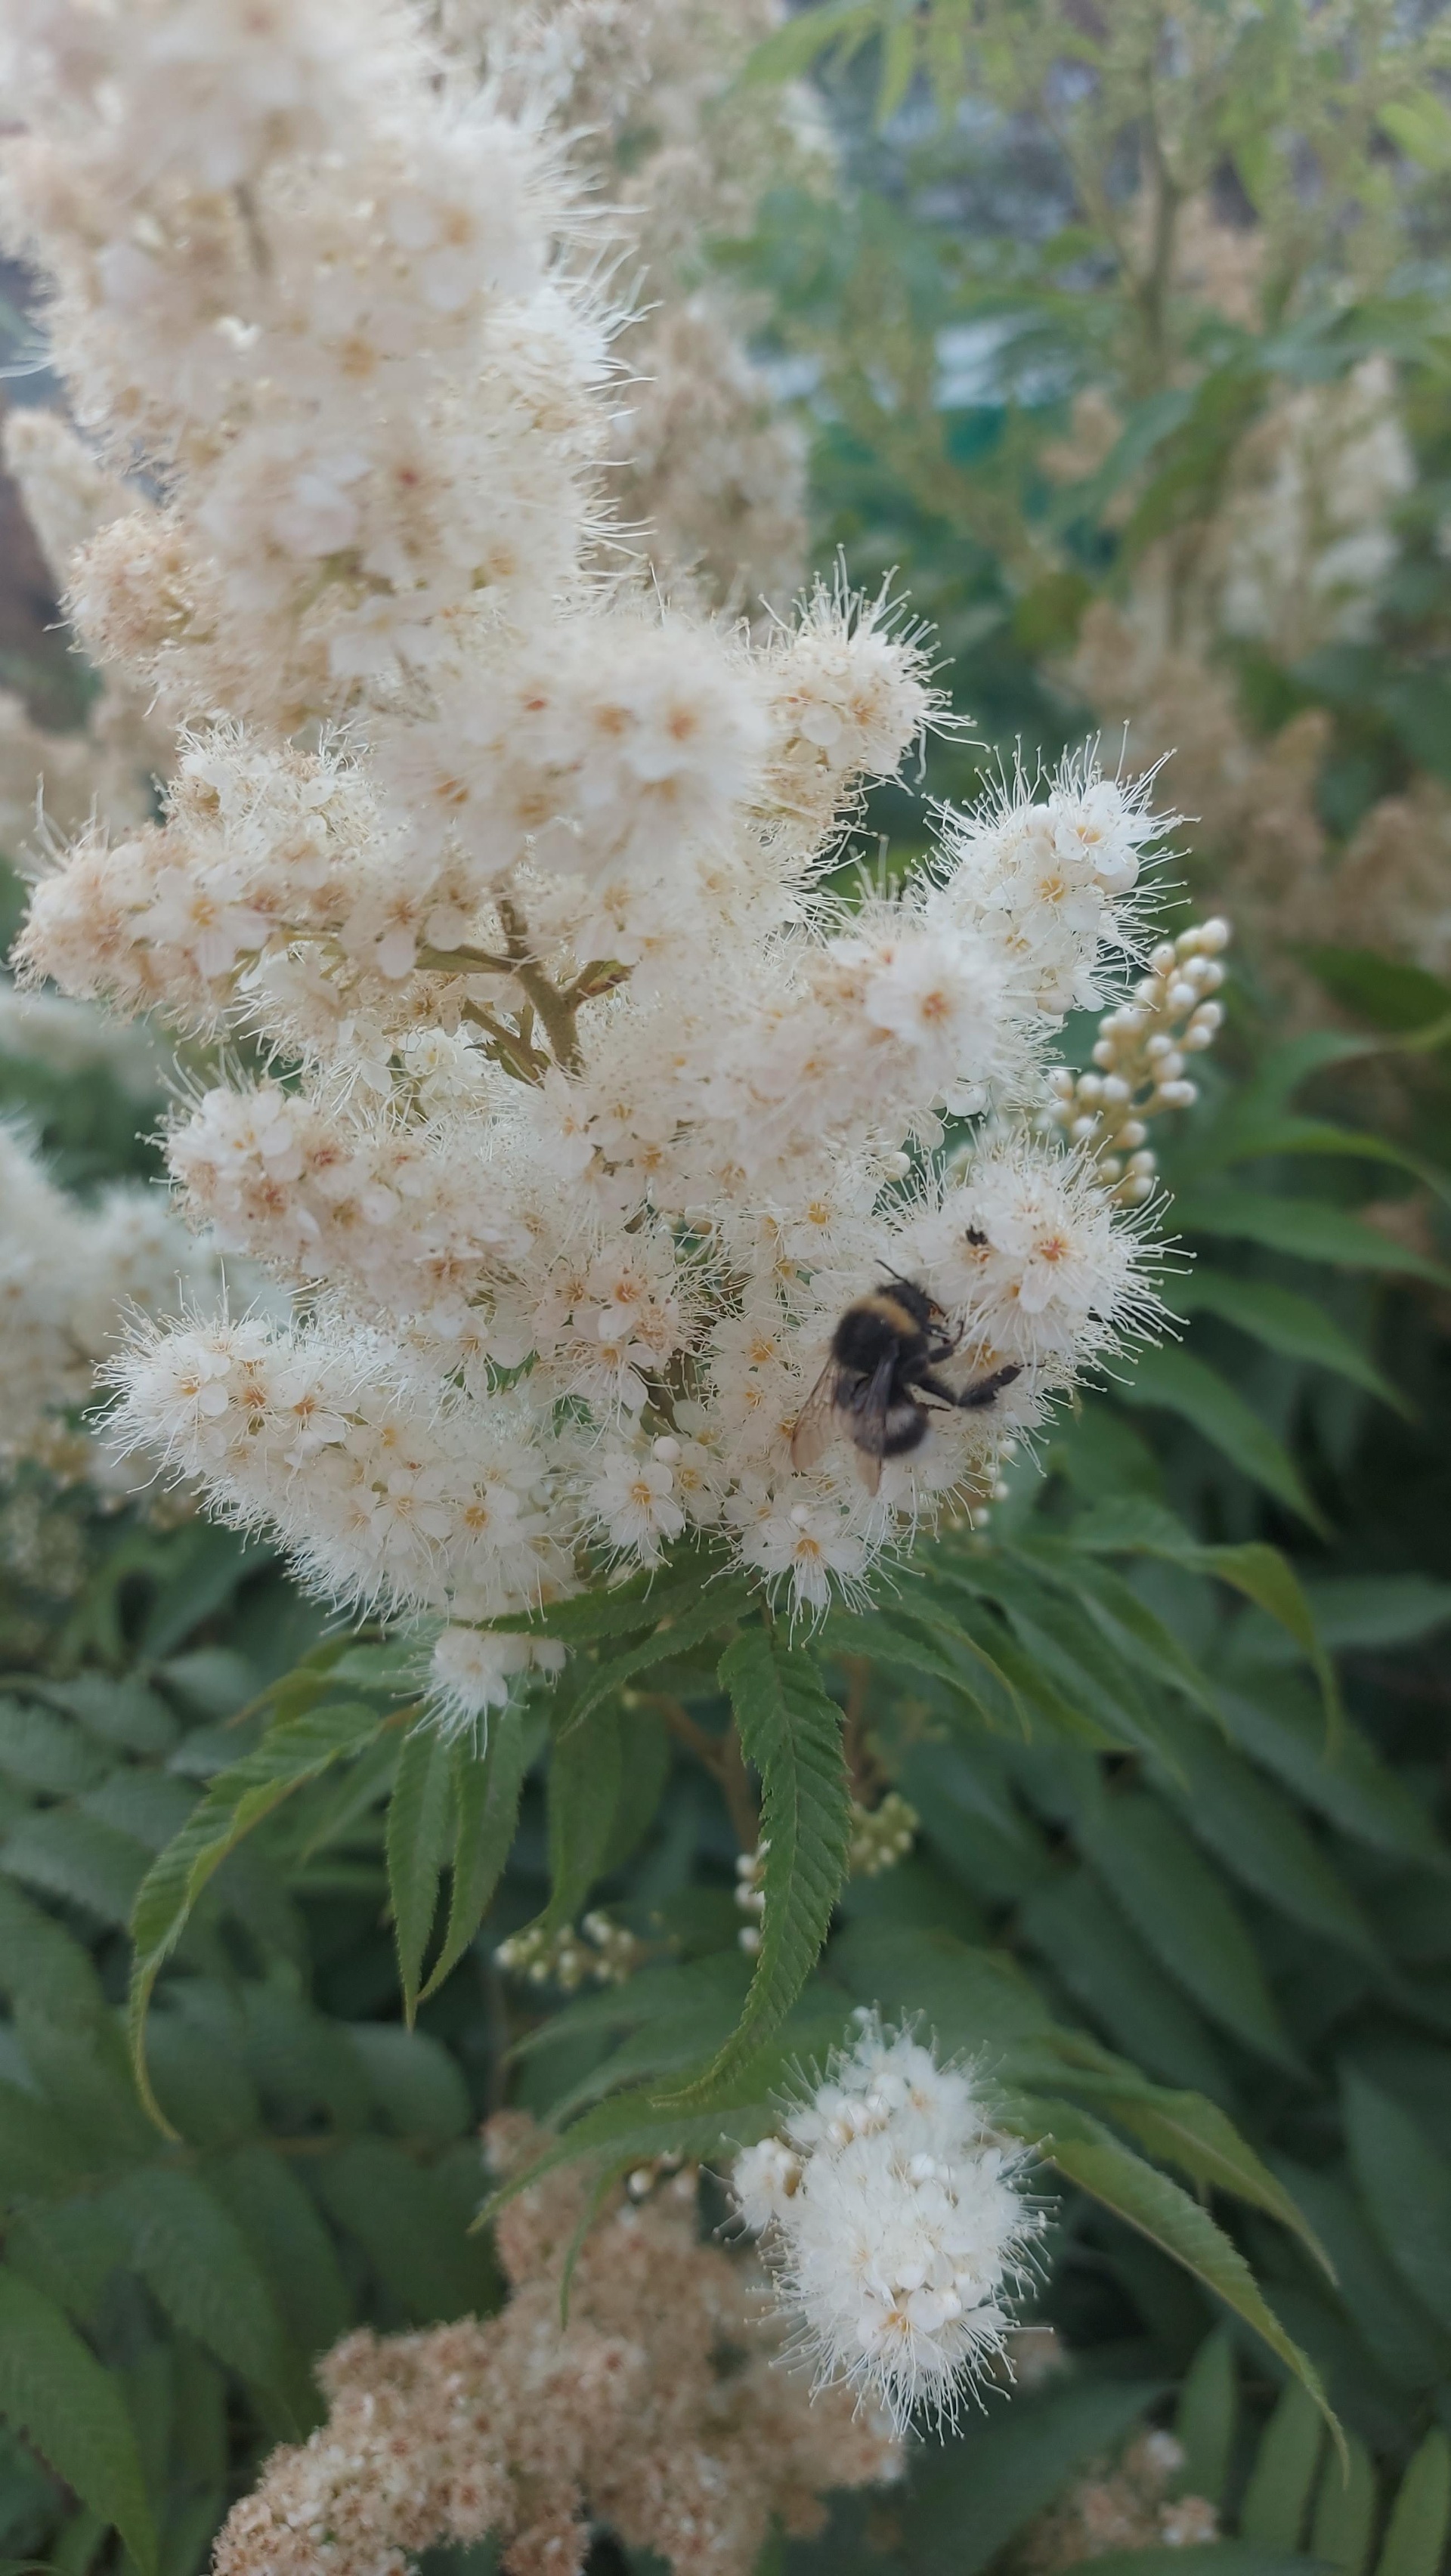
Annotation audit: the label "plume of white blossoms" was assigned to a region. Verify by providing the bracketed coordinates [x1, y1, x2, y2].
[731, 2015, 1041, 2429]
[449, 0, 812, 613]
[0, 406, 172, 843]
[1, 0, 1181, 1718]
[0, 1124, 222, 1480]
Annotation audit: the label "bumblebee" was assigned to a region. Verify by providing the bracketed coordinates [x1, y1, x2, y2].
[790, 1276, 1020, 1495]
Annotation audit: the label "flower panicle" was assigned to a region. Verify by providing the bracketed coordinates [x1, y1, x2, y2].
[0, 0, 1211, 1664]
[732, 2012, 1047, 2433]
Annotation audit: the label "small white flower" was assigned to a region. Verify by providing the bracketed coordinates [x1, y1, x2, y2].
[137, 863, 268, 980]
[584, 1450, 685, 1562]
[741, 1498, 868, 1613]
[427, 1623, 563, 1736]
[908, 1138, 1162, 1372]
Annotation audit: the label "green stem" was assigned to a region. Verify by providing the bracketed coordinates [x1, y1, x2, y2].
[460, 999, 551, 1085]
[498, 897, 587, 1075]
[416, 943, 515, 976]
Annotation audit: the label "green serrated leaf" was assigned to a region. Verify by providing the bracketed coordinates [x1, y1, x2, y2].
[901, 2377, 1165, 2576]
[1096, 2088, 1332, 2277]
[1217, 1678, 1437, 1858]
[600, 1705, 671, 1876]
[0, 2081, 92, 2208]
[1013, 1538, 1219, 1720]
[385, 1724, 454, 2024]
[1311, 2429, 1378, 2576]
[349, 2024, 471, 2144]
[1083, 1794, 1296, 2067]
[1208, 1112, 1451, 1206]
[473, 2075, 784, 2233]
[1040, 2126, 1343, 2459]
[560, 1579, 754, 1732]
[1341, 2070, 1451, 2333]
[1174, 2328, 1238, 2507]
[43, 1675, 178, 1758]
[1019, 1872, 1231, 2095]
[940, 1555, 1171, 1755]
[1152, 1726, 1379, 1960]
[1276, 2155, 1451, 2394]
[1068, 1501, 1342, 1736]
[15, 2005, 153, 2165]
[540, 1699, 622, 1937]
[876, 17, 919, 122]
[5, 2196, 130, 2325]
[487, 1557, 734, 1648]
[323, 1639, 429, 1698]
[127, 1702, 388, 2132]
[0, 1701, 106, 1797]
[314, 2138, 496, 2324]
[1, 1810, 150, 1930]
[1295, 1575, 1451, 1651]
[418, 1709, 540, 2001]
[0, 2269, 156, 2575]
[1375, 2432, 1451, 2576]
[831, 1919, 1060, 2055]
[1169, 1269, 1410, 1414]
[823, 1603, 1025, 1733]
[1176, 1186, 1451, 1288]
[0, 1882, 101, 2021]
[1381, 93, 1451, 169]
[663, 1631, 850, 2106]
[206, 2144, 349, 2362]
[101, 2167, 286, 2392]
[1240, 2380, 1325, 2550]
[1118, 1345, 1329, 1532]
[739, 0, 882, 87]
[141, 2013, 261, 2152]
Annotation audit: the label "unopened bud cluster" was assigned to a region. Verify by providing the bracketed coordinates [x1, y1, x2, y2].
[735, 1840, 768, 1953]
[623, 2151, 685, 2202]
[495, 1911, 643, 1992]
[1044, 919, 1231, 1205]
[849, 1792, 919, 1877]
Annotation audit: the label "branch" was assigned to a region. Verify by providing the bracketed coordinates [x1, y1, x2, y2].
[651, 1695, 759, 1848]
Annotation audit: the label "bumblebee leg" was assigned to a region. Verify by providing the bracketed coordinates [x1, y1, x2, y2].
[956, 1364, 1022, 1411]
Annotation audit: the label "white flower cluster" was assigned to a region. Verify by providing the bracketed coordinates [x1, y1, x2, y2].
[0, 407, 170, 855]
[732, 2015, 1041, 2429]
[1217, 356, 1414, 662]
[2, 0, 1178, 1712]
[452, 0, 812, 614]
[0, 1124, 222, 1480]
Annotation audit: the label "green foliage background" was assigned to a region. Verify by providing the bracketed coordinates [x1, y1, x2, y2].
[4, 5, 1451, 2571]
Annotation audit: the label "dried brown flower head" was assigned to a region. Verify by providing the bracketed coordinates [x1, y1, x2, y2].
[212, 2114, 900, 2576]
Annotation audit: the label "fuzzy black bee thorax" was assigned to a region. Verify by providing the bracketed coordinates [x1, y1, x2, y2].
[831, 1295, 927, 1375]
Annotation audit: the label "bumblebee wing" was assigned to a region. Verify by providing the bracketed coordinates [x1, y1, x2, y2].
[853, 1445, 883, 1495]
[843, 1349, 900, 1495]
[789, 1359, 843, 1471]
[844, 1347, 896, 1432]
